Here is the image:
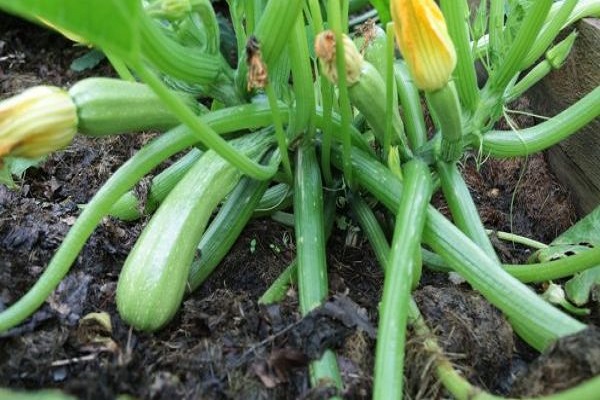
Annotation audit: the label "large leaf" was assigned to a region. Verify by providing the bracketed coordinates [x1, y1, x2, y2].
[535, 205, 600, 263]
[534, 205, 600, 305]
[0, 0, 141, 62]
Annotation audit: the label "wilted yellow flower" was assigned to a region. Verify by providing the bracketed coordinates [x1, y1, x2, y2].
[0, 86, 78, 159]
[315, 30, 364, 86]
[391, 0, 456, 91]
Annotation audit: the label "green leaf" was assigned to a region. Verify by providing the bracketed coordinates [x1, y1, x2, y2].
[0, 0, 141, 62]
[70, 49, 106, 72]
[534, 206, 600, 262]
[534, 205, 600, 306]
[0, 157, 44, 189]
[565, 266, 600, 306]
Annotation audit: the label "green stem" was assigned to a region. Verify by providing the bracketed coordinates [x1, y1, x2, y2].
[394, 61, 427, 149]
[437, 162, 499, 261]
[104, 51, 136, 82]
[259, 191, 337, 304]
[328, 0, 354, 187]
[486, 229, 548, 250]
[134, 63, 278, 180]
[384, 23, 395, 161]
[348, 193, 390, 269]
[258, 259, 298, 305]
[440, 0, 480, 113]
[265, 84, 292, 180]
[294, 144, 343, 390]
[504, 246, 600, 283]
[373, 160, 432, 400]
[289, 15, 316, 140]
[479, 85, 600, 157]
[427, 83, 463, 162]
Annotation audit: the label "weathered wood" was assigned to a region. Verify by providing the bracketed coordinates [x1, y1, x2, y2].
[528, 18, 600, 216]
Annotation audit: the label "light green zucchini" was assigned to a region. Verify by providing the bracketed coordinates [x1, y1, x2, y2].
[68, 77, 201, 136]
[116, 131, 273, 331]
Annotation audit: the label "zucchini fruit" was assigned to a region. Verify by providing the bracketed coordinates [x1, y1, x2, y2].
[116, 131, 273, 331]
[69, 77, 200, 136]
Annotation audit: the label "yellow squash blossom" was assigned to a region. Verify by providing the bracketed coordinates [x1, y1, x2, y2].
[0, 86, 78, 159]
[391, 0, 457, 91]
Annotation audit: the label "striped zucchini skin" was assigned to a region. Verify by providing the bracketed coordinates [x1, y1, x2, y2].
[116, 131, 272, 331]
[69, 78, 199, 136]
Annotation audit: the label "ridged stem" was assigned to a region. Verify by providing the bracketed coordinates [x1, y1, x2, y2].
[394, 61, 427, 149]
[294, 144, 343, 391]
[436, 162, 499, 261]
[373, 160, 432, 400]
[440, 0, 480, 112]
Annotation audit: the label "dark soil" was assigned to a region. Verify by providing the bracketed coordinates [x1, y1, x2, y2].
[1, 14, 598, 400]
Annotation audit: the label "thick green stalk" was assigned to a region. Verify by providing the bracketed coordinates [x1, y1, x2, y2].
[265, 84, 292, 180]
[487, 0, 553, 94]
[0, 104, 283, 332]
[134, 64, 278, 180]
[427, 83, 463, 162]
[394, 61, 427, 149]
[480, 85, 600, 157]
[436, 162, 499, 261]
[440, 0, 480, 112]
[294, 144, 343, 390]
[289, 15, 316, 139]
[373, 160, 432, 400]
[384, 23, 396, 160]
[349, 193, 390, 269]
[328, 0, 354, 187]
[259, 191, 337, 304]
[330, 146, 585, 351]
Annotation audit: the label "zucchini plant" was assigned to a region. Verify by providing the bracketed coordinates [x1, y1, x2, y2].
[1, 0, 600, 398]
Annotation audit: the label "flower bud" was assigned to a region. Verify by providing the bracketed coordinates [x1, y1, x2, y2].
[390, 0, 457, 91]
[0, 86, 78, 159]
[315, 30, 364, 86]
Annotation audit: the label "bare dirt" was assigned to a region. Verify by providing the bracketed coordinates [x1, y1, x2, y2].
[1, 14, 599, 400]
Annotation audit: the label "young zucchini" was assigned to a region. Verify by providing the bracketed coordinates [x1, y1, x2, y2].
[68, 77, 201, 136]
[116, 130, 273, 331]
